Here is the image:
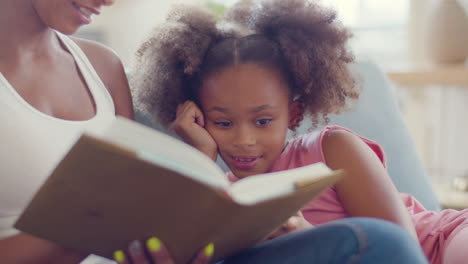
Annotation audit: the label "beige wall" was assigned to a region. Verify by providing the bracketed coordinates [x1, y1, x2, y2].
[408, 0, 468, 63]
[401, 0, 468, 183]
[77, 0, 468, 67]
[77, 0, 202, 67]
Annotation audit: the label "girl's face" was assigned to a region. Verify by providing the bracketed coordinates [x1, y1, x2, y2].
[200, 63, 293, 178]
[32, 0, 115, 34]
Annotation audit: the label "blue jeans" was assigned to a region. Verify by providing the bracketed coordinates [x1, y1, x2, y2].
[219, 217, 428, 264]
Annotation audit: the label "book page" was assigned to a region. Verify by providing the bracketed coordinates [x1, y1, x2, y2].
[228, 162, 333, 204]
[87, 117, 230, 189]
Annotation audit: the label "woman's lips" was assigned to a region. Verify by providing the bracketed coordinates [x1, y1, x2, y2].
[230, 155, 261, 170]
[71, 2, 100, 24]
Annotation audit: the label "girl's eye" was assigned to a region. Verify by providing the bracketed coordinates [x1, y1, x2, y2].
[214, 121, 232, 128]
[256, 119, 272, 126]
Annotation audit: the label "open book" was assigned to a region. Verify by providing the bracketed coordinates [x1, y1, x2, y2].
[14, 117, 343, 264]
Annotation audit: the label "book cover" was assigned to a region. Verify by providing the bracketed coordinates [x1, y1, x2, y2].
[14, 118, 343, 263]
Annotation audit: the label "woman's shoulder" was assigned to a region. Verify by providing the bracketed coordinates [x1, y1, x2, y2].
[71, 37, 125, 84]
[71, 37, 121, 65]
[70, 37, 120, 67]
[71, 37, 134, 118]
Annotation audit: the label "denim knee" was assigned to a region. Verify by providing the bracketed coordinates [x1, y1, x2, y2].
[332, 217, 428, 264]
[220, 217, 428, 264]
[220, 221, 364, 264]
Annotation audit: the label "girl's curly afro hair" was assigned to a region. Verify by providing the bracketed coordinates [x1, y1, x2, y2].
[131, 0, 360, 129]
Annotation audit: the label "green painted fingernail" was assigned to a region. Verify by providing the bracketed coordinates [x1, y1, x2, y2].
[146, 237, 162, 252]
[113, 250, 125, 263]
[204, 243, 215, 257]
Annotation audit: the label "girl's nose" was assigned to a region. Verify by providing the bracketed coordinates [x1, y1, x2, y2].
[233, 126, 256, 148]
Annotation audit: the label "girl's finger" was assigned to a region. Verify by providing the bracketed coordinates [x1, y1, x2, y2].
[284, 216, 300, 231]
[128, 240, 149, 264]
[190, 243, 214, 264]
[178, 102, 204, 127]
[176, 103, 184, 117]
[268, 226, 288, 240]
[145, 237, 176, 264]
[176, 101, 191, 118]
[294, 210, 303, 217]
[190, 105, 205, 127]
[176, 101, 193, 116]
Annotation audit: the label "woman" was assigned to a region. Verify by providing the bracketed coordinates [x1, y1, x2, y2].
[0, 0, 132, 263]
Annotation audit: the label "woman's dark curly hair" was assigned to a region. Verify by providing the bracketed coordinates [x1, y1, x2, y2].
[131, 0, 359, 129]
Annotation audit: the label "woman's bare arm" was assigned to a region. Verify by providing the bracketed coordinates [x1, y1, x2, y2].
[0, 233, 86, 264]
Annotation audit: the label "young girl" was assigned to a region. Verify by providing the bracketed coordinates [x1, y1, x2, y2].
[132, 0, 468, 263]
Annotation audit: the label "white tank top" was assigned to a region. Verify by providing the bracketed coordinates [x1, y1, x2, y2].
[0, 32, 116, 238]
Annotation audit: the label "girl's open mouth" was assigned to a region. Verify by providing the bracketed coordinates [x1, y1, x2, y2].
[230, 155, 261, 170]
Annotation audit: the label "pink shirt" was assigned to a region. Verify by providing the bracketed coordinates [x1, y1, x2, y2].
[227, 126, 468, 263]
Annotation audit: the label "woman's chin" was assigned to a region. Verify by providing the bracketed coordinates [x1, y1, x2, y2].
[52, 25, 80, 36]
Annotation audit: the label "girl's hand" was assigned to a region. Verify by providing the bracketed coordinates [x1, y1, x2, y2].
[171, 101, 218, 161]
[114, 237, 214, 264]
[267, 211, 313, 240]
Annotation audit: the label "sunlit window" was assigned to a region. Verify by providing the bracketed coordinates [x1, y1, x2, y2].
[323, 0, 410, 65]
[324, 0, 408, 27]
[211, 0, 408, 26]
[210, 0, 410, 65]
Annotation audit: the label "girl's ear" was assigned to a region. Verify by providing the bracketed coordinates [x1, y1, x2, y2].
[288, 99, 304, 131]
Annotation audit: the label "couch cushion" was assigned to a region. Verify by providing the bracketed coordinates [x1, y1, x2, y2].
[295, 61, 440, 211]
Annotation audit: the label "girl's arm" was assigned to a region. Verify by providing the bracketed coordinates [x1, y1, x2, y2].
[0, 233, 86, 264]
[322, 129, 418, 239]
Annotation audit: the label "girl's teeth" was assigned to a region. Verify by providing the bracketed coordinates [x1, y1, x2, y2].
[235, 158, 255, 162]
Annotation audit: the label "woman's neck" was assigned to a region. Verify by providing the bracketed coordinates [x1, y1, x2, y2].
[0, 0, 59, 62]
